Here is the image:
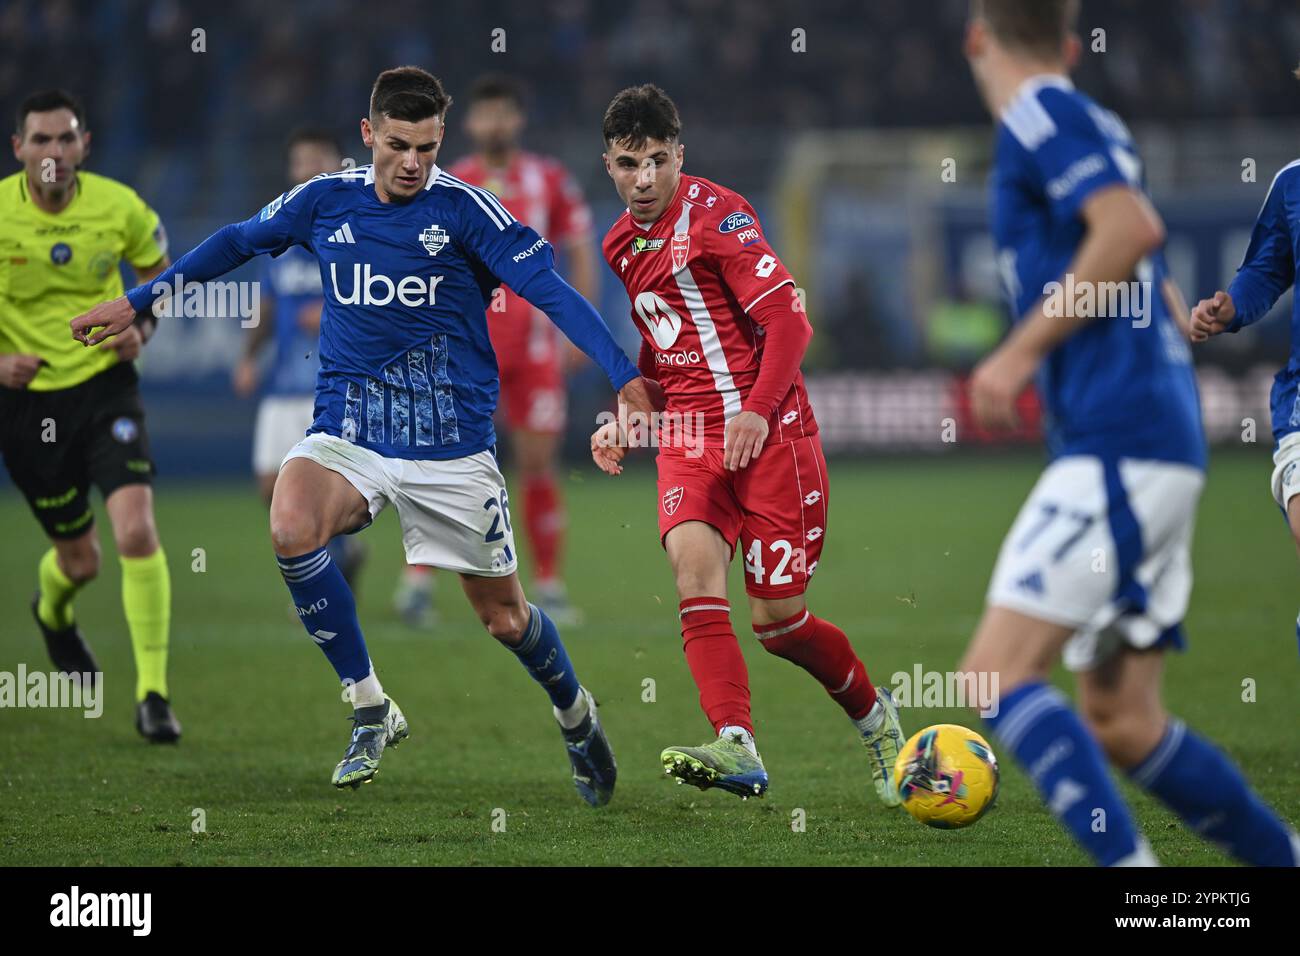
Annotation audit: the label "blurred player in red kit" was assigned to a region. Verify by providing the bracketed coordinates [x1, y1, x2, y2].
[591, 85, 905, 802]
[394, 75, 597, 627]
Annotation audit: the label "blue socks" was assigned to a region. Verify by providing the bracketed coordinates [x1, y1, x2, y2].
[510, 603, 580, 711]
[277, 547, 372, 684]
[1129, 719, 1298, 866]
[987, 682, 1146, 866]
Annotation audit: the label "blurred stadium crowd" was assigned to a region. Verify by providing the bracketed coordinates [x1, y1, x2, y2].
[3, 0, 1300, 466]
[5, 0, 1300, 214]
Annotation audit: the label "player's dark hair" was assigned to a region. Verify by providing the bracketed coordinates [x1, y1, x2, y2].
[369, 66, 452, 125]
[602, 84, 681, 150]
[973, 0, 1079, 58]
[286, 125, 343, 156]
[467, 73, 523, 109]
[15, 88, 85, 137]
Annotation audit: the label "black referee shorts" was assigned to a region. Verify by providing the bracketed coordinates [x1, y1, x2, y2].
[0, 362, 156, 540]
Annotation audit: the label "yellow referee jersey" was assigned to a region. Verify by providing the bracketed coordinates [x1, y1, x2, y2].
[0, 170, 167, 391]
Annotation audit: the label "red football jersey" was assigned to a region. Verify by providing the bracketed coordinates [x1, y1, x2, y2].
[450, 151, 593, 362]
[603, 174, 818, 447]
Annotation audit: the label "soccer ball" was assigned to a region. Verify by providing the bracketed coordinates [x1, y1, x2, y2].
[893, 724, 999, 829]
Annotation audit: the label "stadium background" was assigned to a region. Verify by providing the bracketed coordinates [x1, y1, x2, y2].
[3, 1, 1300, 868]
[4, 0, 1300, 473]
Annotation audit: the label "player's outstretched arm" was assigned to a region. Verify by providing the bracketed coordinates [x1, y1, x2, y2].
[73, 183, 318, 346]
[514, 267, 650, 422]
[1194, 184, 1295, 345]
[70, 254, 177, 346]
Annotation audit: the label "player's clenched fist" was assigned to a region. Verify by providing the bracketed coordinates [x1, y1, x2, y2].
[70, 294, 136, 346]
[1189, 290, 1236, 343]
[723, 410, 769, 471]
[0, 353, 44, 389]
[590, 421, 625, 476]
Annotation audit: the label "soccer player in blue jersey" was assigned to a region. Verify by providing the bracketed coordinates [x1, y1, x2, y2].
[960, 0, 1297, 865]
[1190, 64, 1300, 654]
[232, 127, 366, 586]
[70, 67, 652, 804]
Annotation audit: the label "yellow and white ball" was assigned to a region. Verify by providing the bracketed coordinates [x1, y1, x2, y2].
[893, 724, 999, 829]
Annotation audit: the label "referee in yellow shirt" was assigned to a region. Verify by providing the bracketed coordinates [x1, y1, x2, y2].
[1, 90, 180, 741]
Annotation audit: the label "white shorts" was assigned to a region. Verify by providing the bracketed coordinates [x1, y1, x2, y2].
[253, 395, 316, 475]
[1269, 431, 1300, 510]
[986, 455, 1204, 672]
[282, 432, 518, 576]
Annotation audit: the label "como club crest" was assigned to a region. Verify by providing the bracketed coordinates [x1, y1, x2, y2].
[419, 225, 449, 256]
[662, 485, 684, 516]
[671, 232, 690, 272]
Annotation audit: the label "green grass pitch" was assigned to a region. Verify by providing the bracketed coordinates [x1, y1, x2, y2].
[1, 452, 1296, 866]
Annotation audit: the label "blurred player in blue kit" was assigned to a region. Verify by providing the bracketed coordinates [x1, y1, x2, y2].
[1190, 62, 1300, 657]
[961, 0, 1297, 865]
[71, 67, 653, 803]
[232, 127, 366, 585]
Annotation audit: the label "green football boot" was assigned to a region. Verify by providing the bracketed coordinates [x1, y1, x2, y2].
[859, 687, 905, 807]
[660, 731, 769, 798]
[332, 696, 409, 789]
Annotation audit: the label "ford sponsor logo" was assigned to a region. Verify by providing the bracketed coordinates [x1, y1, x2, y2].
[718, 212, 756, 233]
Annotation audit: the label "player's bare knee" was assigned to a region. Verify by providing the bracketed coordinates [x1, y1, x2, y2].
[749, 595, 805, 628]
[1086, 708, 1162, 769]
[482, 602, 530, 645]
[268, 510, 326, 557]
[671, 551, 726, 598]
[113, 513, 159, 558]
[961, 644, 1047, 696]
[58, 540, 101, 583]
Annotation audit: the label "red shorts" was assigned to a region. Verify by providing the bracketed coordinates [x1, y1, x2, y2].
[655, 433, 829, 599]
[496, 350, 565, 434]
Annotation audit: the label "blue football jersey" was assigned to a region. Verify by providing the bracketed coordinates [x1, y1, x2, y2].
[246, 164, 562, 459]
[991, 76, 1205, 469]
[260, 244, 323, 397]
[1225, 161, 1300, 442]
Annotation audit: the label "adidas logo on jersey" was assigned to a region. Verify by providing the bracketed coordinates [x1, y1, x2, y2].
[1016, 570, 1045, 595]
[327, 222, 357, 244]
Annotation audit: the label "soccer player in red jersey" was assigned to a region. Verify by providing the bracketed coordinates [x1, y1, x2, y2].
[590, 85, 905, 802]
[394, 75, 597, 626]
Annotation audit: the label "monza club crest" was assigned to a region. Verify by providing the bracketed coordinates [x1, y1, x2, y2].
[662, 485, 685, 516]
[671, 232, 690, 272]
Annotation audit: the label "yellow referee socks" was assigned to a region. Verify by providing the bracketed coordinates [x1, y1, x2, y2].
[120, 548, 171, 702]
[37, 547, 84, 631]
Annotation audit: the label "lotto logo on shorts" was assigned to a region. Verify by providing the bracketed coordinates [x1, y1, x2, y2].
[803, 491, 821, 506]
[662, 485, 684, 516]
[806, 527, 823, 541]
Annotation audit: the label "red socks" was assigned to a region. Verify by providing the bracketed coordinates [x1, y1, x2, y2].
[679, 597, 752, 734]
[523, 475, 564, 582]
[754, 611, 877, 719]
